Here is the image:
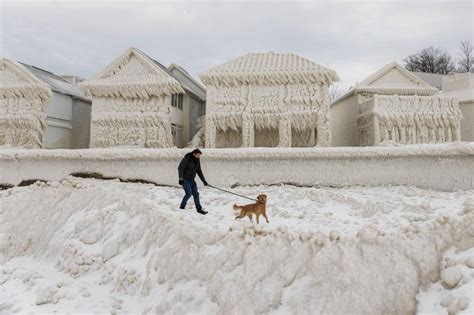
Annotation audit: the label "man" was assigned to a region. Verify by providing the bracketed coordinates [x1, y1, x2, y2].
[178, 149, 209, 215]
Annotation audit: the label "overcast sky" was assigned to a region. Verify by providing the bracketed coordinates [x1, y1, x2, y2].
[1, 0, 472, 91]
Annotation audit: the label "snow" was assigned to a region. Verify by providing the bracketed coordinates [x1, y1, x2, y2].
[1, 176, 473, 313]
[441, 266, 463, 289]
[417, 247, 474, 314]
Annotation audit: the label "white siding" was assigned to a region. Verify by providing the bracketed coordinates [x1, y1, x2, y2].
[330, 94, 360, 146]
[45, 93, 73, 122]
[43, 124, 71, 149]
[44, 92, 73, 149]
[71, 99, 91, 148]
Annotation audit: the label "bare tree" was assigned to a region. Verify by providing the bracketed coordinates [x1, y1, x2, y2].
[404, 46, 456, 74]
[457, 39, 473, 73]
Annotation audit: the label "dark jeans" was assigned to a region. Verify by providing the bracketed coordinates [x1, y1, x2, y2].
[180, 179, 202, 210]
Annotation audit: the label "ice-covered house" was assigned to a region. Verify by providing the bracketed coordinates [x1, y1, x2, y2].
[0, 58, 92, 149]
[199, 52, 339, 148]
[20, 63, 92, 149]
[79, 47, 187, 148]
[441, 72, 474, 141]
[0, 59, 51, 148]
[331, 62, 462, 146]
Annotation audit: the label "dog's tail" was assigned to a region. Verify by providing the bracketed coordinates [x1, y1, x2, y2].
[233, 204, 242, 211]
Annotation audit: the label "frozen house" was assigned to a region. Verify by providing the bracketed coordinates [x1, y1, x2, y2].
[79, 47, 205, 148]
[331, 62, 462, 146]
[0, 58, 91, 149]
[0, 59, 51, 148]
[199, 52, 339, 148]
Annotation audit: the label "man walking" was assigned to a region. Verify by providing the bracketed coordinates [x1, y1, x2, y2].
[178, 149, 209, 215]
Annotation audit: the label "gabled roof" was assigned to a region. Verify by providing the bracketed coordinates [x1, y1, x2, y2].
[168, 63, 206, 101]
[132, 49, 205, 99]
[357, 62, 438, 93]
[131, 51, 205, 100]
[19, 62, 89, 101]
[79, 47, 184, 98]
[0, 58, 52, 101]
[332, 62, 439, 105]
[200, 52, 339, 86]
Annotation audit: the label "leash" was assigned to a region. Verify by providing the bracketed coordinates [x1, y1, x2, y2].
[207, 185, 256, 201]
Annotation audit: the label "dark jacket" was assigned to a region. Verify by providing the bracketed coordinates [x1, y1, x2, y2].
[178, 152, 207, 183]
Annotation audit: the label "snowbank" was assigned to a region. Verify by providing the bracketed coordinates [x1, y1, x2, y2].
[1, 177, 473, 313]
[1, 142, 473, 191]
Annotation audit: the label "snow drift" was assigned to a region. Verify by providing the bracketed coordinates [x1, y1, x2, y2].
[1, 177, 473, 313]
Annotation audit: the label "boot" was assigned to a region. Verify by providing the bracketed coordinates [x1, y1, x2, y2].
[197, 208, 208, 215]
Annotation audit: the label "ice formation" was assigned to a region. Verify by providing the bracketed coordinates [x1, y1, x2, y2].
[0, 59, 52, 148]
[358, 94, 463, 146]
[190, 116, 205, 148]
[0, 177, 473, 313]
[200, 52, 339, 148]
[79, 47, 184, 148]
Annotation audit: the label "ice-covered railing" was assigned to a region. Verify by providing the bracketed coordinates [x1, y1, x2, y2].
[1, 143, 473, 191]
[357, 95, 462, 146]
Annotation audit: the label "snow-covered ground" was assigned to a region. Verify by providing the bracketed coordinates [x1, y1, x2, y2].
[417, 247, 474, 315]
[0, 177, 473, 314]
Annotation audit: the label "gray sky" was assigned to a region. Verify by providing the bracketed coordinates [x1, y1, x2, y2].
[1, 0, 472, 92]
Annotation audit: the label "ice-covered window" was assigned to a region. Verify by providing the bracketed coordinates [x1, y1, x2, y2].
[171, 94, 183, 110]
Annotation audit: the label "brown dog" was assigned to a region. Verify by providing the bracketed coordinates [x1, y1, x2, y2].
[233, 194, 269, 224]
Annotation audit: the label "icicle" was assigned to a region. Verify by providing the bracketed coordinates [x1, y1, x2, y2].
[358, 94, 462, 146]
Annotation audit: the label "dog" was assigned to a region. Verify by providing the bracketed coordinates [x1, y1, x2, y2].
[233, 194, 269, 224]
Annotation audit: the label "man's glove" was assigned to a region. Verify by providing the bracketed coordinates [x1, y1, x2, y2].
[203, 181, 209, 186]
[179, 179, 184, 185]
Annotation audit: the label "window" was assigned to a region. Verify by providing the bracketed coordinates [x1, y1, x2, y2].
[171, 93, 183, 110]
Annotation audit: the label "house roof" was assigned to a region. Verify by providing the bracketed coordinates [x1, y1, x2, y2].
[332, 62, 439, 105]
[19, 62, 89, 101]
[411, 71, 445, 90]
[0, 58, 52, 101]
[200, 52, 339, 86]
[132, 50, 205, 100]
[168, 63, 206, 101]
[441, 72, 474, 102]
[79, 47, 184, 98]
